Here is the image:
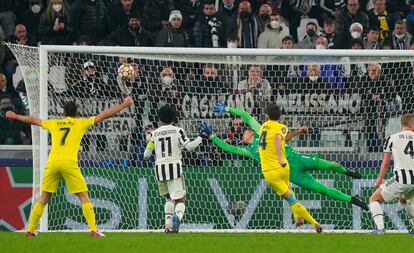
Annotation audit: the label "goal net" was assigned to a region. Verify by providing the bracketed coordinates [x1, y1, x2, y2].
[7, 44, 414, 232]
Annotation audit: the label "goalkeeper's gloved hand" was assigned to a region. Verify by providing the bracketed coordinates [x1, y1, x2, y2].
[198, 122, 212, 139]
[213, 101, 227, 113]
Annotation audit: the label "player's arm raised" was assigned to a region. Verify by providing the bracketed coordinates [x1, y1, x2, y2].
[285, 125, 308, 141]
[95, 96, 133, 124]
[6, 111, 41, 126]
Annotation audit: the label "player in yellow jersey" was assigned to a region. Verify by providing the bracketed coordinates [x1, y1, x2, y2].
[6, 96, 133, 237]
[259, 103, 322, 233]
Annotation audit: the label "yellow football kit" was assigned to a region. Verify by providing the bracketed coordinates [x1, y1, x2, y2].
[41, 116, 95, 193]
[258, 120, 289, 196]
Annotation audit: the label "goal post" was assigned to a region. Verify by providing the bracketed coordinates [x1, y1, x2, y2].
[7, 43, 414, 232]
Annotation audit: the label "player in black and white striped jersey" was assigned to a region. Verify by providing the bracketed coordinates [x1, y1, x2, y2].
[369, 114, 414, 234]
[143, 104, 207, 233]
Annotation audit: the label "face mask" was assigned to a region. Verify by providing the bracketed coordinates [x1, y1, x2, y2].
[351, 31, 361, 39]
[53, 4, 62, 12]
[270, 20, 280, 29]
[395, 33, 405, 40]
[307, 29, 316, 37]
[260, 13, 270, 21]
[206, 76, 215, 81]
[309, 76, 318, 82]
[227, 42, 237, 48]
[315, 44, 326, 50]
[239, 11, 250, 20]
[162, 76, 173, 86]
[223, 3, 233, 10]
[31, 4, 41, 14]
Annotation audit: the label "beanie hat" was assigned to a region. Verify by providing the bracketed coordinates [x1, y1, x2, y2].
[169, 10, 182, 22]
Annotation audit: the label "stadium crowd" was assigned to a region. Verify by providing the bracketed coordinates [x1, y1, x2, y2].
[1, 0, 414, 155]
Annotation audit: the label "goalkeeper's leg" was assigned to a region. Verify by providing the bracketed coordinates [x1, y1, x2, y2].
[311, 157, 361, 179]
[26, 191, 51, 235]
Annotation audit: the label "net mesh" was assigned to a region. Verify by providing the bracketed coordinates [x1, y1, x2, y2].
[7, 44, 414, 231]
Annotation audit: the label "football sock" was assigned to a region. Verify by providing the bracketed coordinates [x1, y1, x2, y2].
[369, 201, 384, 230]
[402, 203, 414, 227]
[290, 202, 318, 226]
[175, 202, 186, 221]
[27, 202, 45, 233]
[165, 200, 175, 229]
[290, 191, 299, 220]
[82, 202, 97, 231]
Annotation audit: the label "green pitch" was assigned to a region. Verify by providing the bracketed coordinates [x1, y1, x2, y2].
[0, 232, 410, 253]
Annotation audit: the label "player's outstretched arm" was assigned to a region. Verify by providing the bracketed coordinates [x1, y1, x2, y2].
[95, 96, 133, 124]
[375, 152, 391, 188]
[285, 125, 308, 141]
[199, 121, 257, 160]
[143, 141, 154, 160]
[6, 111, 41, 126]
[214, 101, 261, 133]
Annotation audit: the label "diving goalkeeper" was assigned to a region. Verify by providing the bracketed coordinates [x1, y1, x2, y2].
[199, 102, 368, 214]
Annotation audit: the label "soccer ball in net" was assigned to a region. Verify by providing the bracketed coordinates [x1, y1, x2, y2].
[118, 63, 135, 81]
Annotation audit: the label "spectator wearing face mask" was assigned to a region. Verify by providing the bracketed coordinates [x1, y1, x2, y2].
[297, 21, 318, 49]
[99, 12, 152, 46]
[256, 3, 272, 32]
[17, 0, 45, 40]
[232, 0, 261, 48]
[258, 12, 289, 49]
[148, 66, 183, 121]
[349, 22, 364, 40]
[388, 19, 412, 49]
[39, 0, 73, 45]
[155, 10, 191, 47]
[193, 1, 225, 48]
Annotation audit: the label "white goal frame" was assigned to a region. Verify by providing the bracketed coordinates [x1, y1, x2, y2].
[37, 45, 414, 232]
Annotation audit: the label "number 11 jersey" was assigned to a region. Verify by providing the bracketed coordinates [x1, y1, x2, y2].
[149, 125, 193, 181]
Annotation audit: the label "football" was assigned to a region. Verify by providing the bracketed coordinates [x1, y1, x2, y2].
[118, 63, 135, 81]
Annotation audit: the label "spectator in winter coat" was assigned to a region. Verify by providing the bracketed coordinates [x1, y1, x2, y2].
[193, 1, 225, 48]
[335, 0, 369, 35]
[258, 12, 289, 49]
[108, 0, 142, 32]
[17, 0, 45, 40]
[70, 0, 108, 44]
[217, 0, 238, 42]
[39, 0, 73, 45]
[0, 0, 15, 38]
[142, 0, 175, 43]
[155, 10, 191, 47]
[100, 12, 152, 46]
[388, 19, 412, 50]
[4, 24, 37, 85]
[232, 1, 261, 48]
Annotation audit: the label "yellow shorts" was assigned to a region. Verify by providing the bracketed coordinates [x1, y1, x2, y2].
[42, 160, 88, 194]
[262, 165, 290, 196]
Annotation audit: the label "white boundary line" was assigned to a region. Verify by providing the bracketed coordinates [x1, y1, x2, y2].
[15, 229, 409, 234]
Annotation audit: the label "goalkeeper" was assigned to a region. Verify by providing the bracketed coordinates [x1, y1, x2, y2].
[199, 102, 369, 214]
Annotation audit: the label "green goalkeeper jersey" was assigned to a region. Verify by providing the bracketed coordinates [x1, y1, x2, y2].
[210, 107, 293, 163]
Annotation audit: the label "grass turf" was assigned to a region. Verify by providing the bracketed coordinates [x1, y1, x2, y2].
[0, 232, 411, 253]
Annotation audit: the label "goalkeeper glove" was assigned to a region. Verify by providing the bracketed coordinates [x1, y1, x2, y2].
[213, 101, 227, 113]
[198, 122, 212, 139]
